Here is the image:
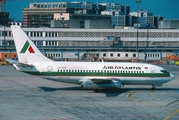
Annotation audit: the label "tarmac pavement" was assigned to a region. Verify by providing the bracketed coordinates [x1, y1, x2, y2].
[0, 65, 179, 120]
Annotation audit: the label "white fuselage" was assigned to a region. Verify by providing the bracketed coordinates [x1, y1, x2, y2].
[14, 61, 175, 86]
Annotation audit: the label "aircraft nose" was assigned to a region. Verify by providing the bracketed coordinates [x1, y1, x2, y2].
[170, 73, 175, 80]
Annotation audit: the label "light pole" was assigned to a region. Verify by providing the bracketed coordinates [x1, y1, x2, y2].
[145, 24, 150, 61]
[135, 0, 141, 59]
[146, 23, 150, 48]
[3, 0, 6, 50]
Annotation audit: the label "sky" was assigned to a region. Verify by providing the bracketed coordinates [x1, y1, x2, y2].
[3, 0, 179, 21]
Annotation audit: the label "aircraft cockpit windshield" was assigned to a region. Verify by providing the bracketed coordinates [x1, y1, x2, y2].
[160, 69, 169, 74]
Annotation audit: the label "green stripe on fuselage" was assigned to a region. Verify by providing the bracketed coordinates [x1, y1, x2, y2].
[23, 71, 170, 77]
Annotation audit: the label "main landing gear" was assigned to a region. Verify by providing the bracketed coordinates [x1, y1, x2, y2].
[152, 85, 156, 90]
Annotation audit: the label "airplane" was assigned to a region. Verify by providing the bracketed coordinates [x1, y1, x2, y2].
[6, 25, 175, 92]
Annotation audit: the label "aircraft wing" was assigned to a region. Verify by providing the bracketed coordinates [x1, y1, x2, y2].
[80, 78, 122, 90]
[5, 59, 34, 67]
[80, 78, 120, 83]
[90, 78, 120, 83]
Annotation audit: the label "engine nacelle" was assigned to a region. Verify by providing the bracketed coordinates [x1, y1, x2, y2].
[81, 80, 121, 90]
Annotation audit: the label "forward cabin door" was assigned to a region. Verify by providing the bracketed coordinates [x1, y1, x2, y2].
[150, 67, 156, 78]
[47, 66, 53, 76]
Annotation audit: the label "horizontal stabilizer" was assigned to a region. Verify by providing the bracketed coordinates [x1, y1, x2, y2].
[5, 59, 18, 64]
[5, 59, 34, 67]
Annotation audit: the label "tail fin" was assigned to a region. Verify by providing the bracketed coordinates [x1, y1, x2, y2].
[11, 25, 52, 63]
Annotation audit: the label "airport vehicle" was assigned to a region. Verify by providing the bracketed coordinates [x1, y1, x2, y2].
[0, 60, 6, 66]
[6, 25, 175, 91]
[165, 51, 179, 66]
[175, 61, 179, 66]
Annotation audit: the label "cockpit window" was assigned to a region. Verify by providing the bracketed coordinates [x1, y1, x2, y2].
[161, 70, 169, 73]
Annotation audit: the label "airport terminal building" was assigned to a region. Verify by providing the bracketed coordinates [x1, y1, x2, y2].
[0, 26, 179, 61]
[0, 1, 179, 61]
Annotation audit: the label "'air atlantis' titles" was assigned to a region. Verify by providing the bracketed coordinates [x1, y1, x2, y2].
[103, 65, 141, 70]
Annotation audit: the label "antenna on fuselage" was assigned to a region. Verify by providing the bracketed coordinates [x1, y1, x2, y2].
[101, 56, 104, 62]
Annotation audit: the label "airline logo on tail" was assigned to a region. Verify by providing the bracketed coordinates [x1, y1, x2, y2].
[20, 41, 35, 53]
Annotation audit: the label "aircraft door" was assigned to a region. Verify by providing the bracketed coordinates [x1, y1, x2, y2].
[47, 66, 53, 76]
[150, 67, 156, 78]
